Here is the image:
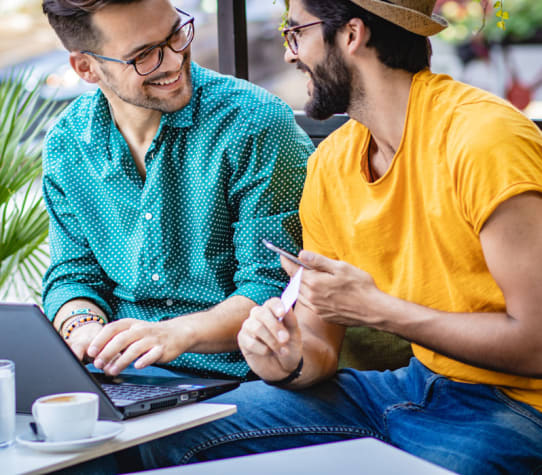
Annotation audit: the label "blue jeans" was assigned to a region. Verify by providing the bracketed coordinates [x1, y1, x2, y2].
[137, 358, 542, 475]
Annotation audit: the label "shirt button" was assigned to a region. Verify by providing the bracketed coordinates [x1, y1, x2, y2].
[145, 212, 153, 221]
[166, 299, 173, 307]
[152, 273, 160, 282]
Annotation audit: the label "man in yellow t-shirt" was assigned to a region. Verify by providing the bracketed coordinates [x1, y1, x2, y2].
[135, 1, 542, 473]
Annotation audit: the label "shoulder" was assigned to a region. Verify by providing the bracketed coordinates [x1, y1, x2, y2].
[413, 71, 541, 169]
[191, 63, 295, 128]
[46, 89, 100, 138]
[418, 71, 540, 144]
[43, 90, 101, 173]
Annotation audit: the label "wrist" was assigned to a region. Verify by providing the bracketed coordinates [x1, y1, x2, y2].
[263, 356, 304, 387]
[164, 316, 198, 354]
[63, 312, 107, 340]
[57, 307, 108, 333]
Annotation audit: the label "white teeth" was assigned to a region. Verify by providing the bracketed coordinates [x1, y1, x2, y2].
[152, 73, 180, 86]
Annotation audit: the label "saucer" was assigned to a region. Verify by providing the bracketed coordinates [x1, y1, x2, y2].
[16, 421, 123, 453]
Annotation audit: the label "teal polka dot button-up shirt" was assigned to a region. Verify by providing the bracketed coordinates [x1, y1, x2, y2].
[42, 62, 314, 379]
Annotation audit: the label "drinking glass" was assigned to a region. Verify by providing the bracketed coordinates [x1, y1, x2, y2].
[0, 360, 15, 448]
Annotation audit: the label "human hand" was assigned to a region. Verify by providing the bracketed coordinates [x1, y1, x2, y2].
[238, 298, 303, 382]
[87, 319, 184, 376]
[293, 250, 382, 327]
[65, 322, 104, 362]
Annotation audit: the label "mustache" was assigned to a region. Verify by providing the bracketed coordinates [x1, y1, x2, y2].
[143, 53, 188, 85]
[296, 61, 311, 75]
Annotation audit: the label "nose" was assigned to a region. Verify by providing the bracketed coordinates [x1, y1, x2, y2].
[284, 47, 297, 64]
[160, 44, 186, 71]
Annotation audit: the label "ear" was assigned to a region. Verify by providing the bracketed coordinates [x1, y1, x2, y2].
[69, 52, 100, 84]
[339, 17, 370, 57]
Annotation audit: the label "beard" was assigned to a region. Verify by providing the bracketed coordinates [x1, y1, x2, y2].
[99, 51, 192, 114]
[300, 47, 354, 121]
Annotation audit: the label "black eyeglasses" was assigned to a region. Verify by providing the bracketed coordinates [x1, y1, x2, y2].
[81, 8, 195, 76]
[281, 20, 324, 55]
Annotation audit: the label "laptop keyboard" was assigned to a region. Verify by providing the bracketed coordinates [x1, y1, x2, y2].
[102, 383, 182, 402]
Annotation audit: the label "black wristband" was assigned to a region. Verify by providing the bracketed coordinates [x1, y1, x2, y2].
[263, 357, 304, 387]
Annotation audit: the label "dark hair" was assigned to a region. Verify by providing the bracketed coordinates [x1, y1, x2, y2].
[301, 0, 431, 73]
[42, 0, 141, 52]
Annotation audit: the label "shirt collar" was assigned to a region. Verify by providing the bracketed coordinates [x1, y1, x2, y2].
[84, 61, 202, 143]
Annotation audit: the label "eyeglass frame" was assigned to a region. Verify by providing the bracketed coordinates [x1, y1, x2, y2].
[80, 8, 195, 76]
[281, 20, 324, 55]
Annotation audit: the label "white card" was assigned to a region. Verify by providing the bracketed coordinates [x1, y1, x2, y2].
[279, 268, 303, 320]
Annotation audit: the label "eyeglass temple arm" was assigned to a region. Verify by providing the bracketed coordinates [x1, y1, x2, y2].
[80, 51, 134, 66]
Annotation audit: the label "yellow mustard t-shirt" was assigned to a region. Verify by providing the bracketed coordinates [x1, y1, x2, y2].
[300, 69, 542, 411]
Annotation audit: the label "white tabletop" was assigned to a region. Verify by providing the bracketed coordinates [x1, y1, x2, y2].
[1, 403, 236, 475]
[141, 437, 456, 475]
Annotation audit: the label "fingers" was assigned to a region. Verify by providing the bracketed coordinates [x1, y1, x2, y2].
[69, 341, 86, 361]
[280, 255, 301, 277]
[87, 319, 133, 359]
[103, 338, 163, 375]
[65, 323, 103, 362]
[91, 321, 145, 372]
[134, 346, 164, 370]
[298, 250, 336, 274]
[239, 299, 295, 358]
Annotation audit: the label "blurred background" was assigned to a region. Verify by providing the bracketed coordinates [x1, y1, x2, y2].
[1, 0, 541, 115]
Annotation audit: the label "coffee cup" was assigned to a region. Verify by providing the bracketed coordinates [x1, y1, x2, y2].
[32, 392, 98, 442]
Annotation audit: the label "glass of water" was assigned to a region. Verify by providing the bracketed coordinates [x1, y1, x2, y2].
[0, 360, 15, 448]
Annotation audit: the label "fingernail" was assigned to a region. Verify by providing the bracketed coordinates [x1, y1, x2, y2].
[88, 346, 97, 357]
[108, 365, 119, 375]
[278, 330, 288, 343]
[94, 358, 103, 369]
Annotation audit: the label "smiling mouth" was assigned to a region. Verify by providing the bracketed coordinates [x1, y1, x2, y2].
[147, 71, 182, 87]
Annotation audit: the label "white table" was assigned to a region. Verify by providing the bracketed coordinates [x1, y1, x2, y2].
[1, 403, 236, 475]
[142, 437, 456, 475]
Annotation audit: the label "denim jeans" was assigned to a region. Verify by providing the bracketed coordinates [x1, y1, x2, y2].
[136, 358, 542, 475]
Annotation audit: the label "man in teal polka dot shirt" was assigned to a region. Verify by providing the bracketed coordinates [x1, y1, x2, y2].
[41, 0, 313, 381]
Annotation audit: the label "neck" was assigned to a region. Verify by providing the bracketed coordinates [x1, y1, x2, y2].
[105, 92, 162, 148]
[349, 64, 415, 167]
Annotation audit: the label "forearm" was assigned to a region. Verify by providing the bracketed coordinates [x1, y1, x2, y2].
[374, 291, 542, 377]
[288, 327, 344, 389]
[284, 302, 345, 389]
[168, 295, 256, 354]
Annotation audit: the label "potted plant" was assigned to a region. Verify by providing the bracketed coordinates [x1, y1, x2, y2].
[0, 71, 63, 302]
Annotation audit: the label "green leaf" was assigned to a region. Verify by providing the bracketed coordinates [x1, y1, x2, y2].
[0, 69, 65, 303]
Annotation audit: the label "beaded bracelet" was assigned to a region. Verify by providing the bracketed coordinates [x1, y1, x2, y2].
[63, 313, 106, 340]
[58, 308, 107, 334]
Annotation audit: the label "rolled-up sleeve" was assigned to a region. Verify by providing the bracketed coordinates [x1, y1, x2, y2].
[228, 100, 313, 304]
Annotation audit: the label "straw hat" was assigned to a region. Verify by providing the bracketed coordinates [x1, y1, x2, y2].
[349, 0, 448, 36]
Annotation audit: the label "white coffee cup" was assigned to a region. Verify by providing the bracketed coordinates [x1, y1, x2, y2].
[32, 392, 99, 442]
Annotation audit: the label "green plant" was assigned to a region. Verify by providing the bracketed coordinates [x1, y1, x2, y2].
[0, 71, 63, 302]
[438, 0, 541, 45]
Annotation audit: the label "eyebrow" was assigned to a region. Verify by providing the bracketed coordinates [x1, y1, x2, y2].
[122, 15, 181, 60]
[287, 18, 300, 28]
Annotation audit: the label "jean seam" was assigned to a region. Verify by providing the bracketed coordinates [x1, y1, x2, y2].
[492, 387, 542, 429]
[179, 425, 385, 465]
[382, 372, 442, 434]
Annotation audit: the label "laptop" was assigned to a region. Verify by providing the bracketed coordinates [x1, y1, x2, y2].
[0, 303, 240, 420]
